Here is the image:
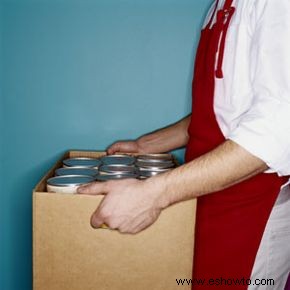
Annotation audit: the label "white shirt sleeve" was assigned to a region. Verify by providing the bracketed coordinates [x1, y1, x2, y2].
[228, 0, 290, 176]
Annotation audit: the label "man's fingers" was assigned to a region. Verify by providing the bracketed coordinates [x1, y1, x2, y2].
[106, 147, 115, 155]
[90, 205, 119, 229]
[107, 142, 121, 155]
[107, 141, 139, 155]
[90, 210, 105, 229]
[77, 181, 108, 195]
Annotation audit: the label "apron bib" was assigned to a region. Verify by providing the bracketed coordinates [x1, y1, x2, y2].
[185, 0, 288, 289]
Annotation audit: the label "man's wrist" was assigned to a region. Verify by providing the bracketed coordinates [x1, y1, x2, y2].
[144, 175, 172, 210]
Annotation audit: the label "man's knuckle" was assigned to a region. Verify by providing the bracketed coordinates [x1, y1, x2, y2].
[108, 220, 119, 229]
[100, 207, 112, 219]
[101, 212, 110, 220]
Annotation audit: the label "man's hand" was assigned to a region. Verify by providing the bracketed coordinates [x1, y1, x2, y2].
[107, 140, 144, 155]
[107, 115, 191, 155]
[77, 179, 167, 234]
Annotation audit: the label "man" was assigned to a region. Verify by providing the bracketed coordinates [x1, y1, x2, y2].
[78, 0, 290, 289]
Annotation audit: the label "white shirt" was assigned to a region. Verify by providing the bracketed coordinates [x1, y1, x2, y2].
[206, 0, 290, 177]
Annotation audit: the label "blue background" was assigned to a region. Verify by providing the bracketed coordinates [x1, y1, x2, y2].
[0, 0, 211, 289]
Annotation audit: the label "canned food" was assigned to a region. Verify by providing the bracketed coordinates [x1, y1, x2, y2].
[96, 173, 138, 181]
[138, 167, 172, 177]
[55, 167, 98, 177]
[63, 158, 102, 169]
[136, 154, 173, 162]
[138, 175, 148, 180]
[135, 160, 175, 169]
[101, 154, 135, 165]
[99, 164, 136, 175]
[47, 175, 95, 194]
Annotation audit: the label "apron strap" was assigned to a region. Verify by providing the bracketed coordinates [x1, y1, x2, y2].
[205, 0, 220, 29]
[215, 0, 235, 78]
[224, 0, 234, 10]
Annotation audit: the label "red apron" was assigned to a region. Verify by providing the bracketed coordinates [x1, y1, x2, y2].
[185, 0, 288, 289]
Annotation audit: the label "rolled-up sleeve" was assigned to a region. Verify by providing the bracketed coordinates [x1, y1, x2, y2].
[228, 0, 290, 176]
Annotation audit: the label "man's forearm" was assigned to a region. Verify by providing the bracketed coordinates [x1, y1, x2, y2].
[137, 115, 191, 153]
[148, 140, 268, 208]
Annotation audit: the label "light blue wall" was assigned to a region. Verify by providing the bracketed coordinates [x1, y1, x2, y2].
[1, 0, 212, 289]
[0, 1, 5, 289]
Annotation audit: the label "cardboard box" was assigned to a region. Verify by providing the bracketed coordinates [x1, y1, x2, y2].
[33, 151, 196, 290]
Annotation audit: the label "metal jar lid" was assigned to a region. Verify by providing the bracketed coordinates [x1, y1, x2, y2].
[47, 175, 95, 187]
[135, 160, 175, 169]
[138, 175, 149, 180]
[138, 166, 172, 175]
[96, 173, 138, 181]
[136, 154, 173, 162]
[99, 164, 136, 175]
[100, 154, 136, 165]
[63, 158, 102, 168]
[55, 167, 98, 177]
[139, 171, 160, 177]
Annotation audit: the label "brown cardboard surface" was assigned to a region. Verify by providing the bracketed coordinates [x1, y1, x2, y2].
[33, 151, 196, 290]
